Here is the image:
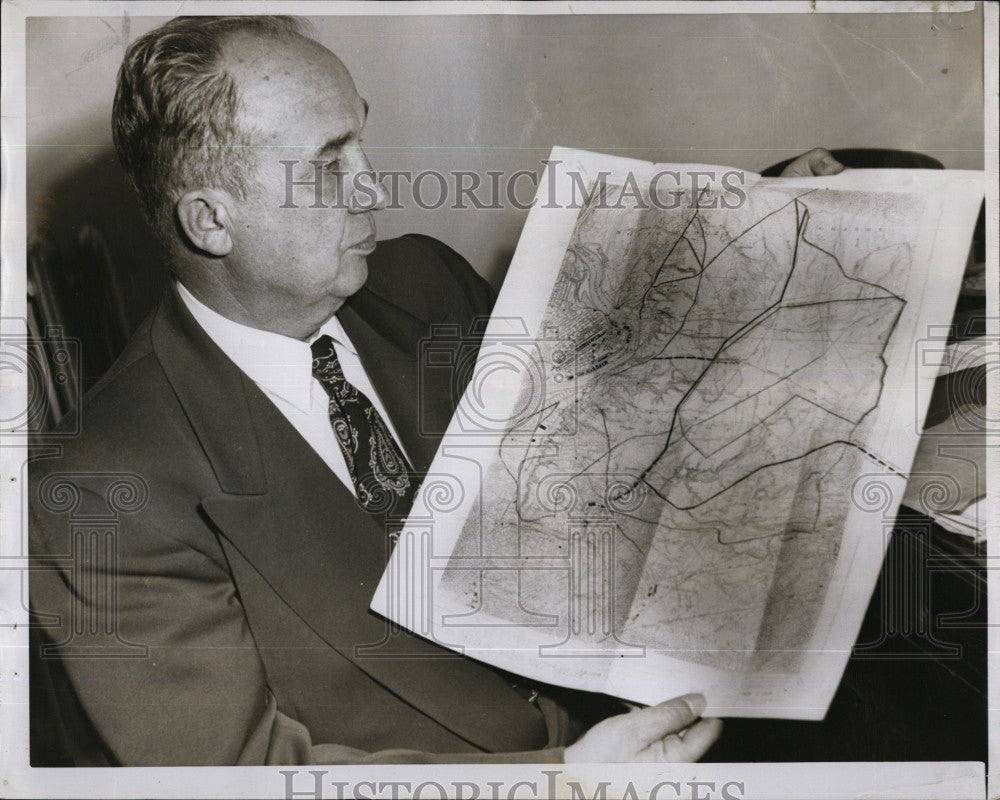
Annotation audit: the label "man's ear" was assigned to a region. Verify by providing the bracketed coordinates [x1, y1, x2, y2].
[175, 189, 235, 256]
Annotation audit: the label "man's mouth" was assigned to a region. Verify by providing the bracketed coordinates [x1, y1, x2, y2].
[347, 234, 377, 254]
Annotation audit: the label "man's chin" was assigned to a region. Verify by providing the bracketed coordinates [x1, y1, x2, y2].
[339, 254, 370, 298]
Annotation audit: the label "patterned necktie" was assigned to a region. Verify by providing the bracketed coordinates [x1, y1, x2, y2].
[311, 334, 417, 517]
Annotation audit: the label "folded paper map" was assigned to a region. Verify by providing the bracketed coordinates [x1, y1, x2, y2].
[372, 148, 984, 719]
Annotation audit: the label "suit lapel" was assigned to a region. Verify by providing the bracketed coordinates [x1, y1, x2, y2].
[150, 288, 268, 496]
[150, 285, 547, 753]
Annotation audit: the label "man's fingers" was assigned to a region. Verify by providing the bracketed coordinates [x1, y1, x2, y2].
[564, 693, 718, 762]
[779, 147, 845, 177]
[658, 718, 724, 762]
[809, 148, 845, 175]
[628, 693, 706, 744]
[658, 691, 706, 717]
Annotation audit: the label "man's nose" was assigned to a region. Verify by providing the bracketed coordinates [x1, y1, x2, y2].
[348, 174, 388, 213]
[348, 154, 388, 214]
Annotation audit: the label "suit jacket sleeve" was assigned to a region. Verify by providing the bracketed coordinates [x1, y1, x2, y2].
[30, 480, 281, 766]
[261, 699, 567, 765]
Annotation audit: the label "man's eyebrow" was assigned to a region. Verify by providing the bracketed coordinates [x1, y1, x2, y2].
[315, 132, 352, 158]
[314, 100, 370, 159]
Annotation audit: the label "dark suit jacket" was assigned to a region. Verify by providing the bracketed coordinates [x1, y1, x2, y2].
[29, 235, 571, 766]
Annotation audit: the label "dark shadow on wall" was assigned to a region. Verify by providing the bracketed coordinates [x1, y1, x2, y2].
[28, 143, 170, 398]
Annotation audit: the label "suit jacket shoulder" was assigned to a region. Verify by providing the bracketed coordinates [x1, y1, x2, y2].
[360, 233, 495, 326]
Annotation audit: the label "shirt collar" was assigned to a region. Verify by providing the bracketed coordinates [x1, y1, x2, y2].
[176, 281, 356, 413]
[314, 312, 358, 357]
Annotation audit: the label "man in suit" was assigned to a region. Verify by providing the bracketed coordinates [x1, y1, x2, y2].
[29, 15, 839, 766]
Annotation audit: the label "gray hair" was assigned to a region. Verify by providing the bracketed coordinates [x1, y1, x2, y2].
[112, 15, 307, 244]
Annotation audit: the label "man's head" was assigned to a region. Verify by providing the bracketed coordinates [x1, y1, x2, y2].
[113, 16, 386, 338]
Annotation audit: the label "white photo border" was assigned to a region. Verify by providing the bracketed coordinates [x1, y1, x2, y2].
[1, 2, 994, 798]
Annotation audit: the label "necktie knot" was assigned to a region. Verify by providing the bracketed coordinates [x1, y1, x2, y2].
[310, 333, 335, 363]
[311, 334, 343, 382]
[311, 334, 359, 404]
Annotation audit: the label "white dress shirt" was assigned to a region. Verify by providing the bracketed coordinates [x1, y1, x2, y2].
[176, 281, 411, 497]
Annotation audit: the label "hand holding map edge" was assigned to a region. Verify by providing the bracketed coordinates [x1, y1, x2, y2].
[564, 694, 723, 763]
[779, 147, 846, 177]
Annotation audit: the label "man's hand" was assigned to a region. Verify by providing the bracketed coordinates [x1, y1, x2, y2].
[563, 693, 722, 763]
[779, 147, 845, 177]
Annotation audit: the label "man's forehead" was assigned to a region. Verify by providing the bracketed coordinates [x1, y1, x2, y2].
[223, 31, 362, 140]
[224, 30, 344, 74]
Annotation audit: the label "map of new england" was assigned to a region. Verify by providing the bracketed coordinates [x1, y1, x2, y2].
[373, 151, 983, 716]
